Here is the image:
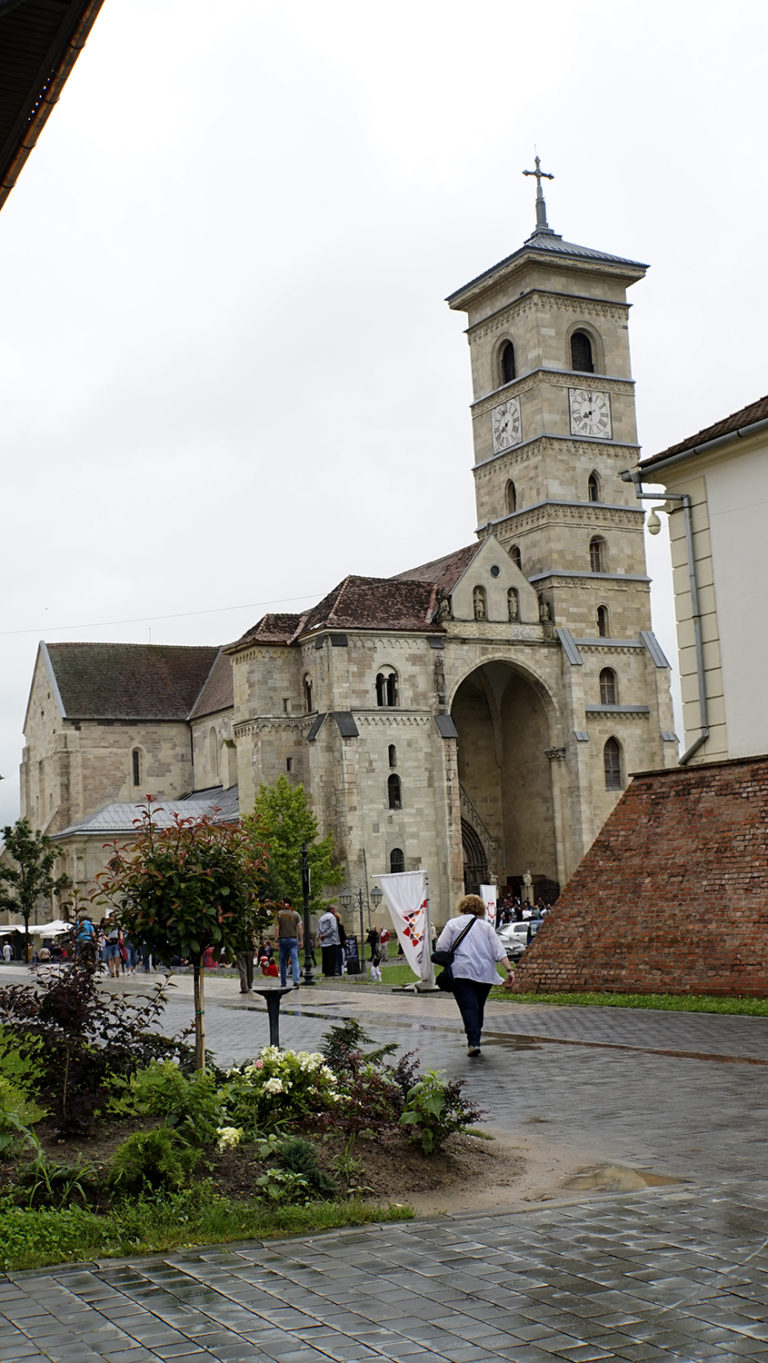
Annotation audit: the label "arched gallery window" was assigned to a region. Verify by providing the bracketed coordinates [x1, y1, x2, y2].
[388, 744, 397, 768]
[303, 675, 313, 712]
[388, 774, 402, 810]
[588, 471, 600, 502]
[596, 604, 609, 637]
[507, 587, 519, 621]
[589, 536, 606, 573]
[473, 585, 487, 620]
[376, 668, 398, 707]
[599, 667, 618, 705]
[510, 544, 522, 569]
[209, 726, 219, 782]
[571, 330, 595, 373]
[506, 479, 517, 513]
[603, 737, 623, 790]
[131, 748, 141, 787]
[500, 340, 516, 384]
[390, 847, 405, 873]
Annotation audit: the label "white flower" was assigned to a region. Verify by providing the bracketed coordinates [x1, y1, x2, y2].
[216, 1126, 243, 1150]
[264, 1078, 284, 1095]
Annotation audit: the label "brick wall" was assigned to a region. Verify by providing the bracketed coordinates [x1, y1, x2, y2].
[513, 755, 768, 997]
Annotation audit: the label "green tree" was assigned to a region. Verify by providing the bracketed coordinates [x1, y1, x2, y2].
[244, 777, 343, 913]
[94, 803, 271, 1070]
[0, 819, 68, 961]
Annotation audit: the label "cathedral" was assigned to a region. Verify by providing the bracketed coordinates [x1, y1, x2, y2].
[20, 165, 677, 920]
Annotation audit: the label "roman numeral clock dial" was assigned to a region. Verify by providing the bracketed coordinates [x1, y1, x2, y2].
[569, 388, 612, 439]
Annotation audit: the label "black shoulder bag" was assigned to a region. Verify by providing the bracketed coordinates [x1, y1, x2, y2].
[431, 916, 476, 991]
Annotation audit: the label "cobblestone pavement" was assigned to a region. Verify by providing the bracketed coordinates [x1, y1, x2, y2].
[1, 968, 767, 1362]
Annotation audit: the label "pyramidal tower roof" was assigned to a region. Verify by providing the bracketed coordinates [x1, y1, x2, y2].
[447, 155, 647, 310]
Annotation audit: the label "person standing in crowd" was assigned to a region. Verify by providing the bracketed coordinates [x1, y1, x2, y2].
[435, 894, 515, 1057]
[2, 940, 12, 963]
[274, 898, 303, 988]
[334, 912, 347, 975]
[75, 914, 96, 963]
[236, 918, 257, 994]
[316, 904, 340, 976]
[365, 925, 380, 963]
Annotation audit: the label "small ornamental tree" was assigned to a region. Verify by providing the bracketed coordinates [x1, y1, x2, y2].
[94, 803, 271, 1069]
[0, 818, 69, 961]
[244, 777, 343, 913]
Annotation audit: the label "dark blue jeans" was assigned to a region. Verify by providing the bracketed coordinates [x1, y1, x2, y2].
[279, 937, 301, 986]
[451, 977, 492, 1047]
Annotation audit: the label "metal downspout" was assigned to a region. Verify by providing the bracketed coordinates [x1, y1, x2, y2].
[620, 471, 709, 766]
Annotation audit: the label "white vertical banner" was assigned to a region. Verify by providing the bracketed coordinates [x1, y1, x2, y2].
[379, 870, 429, 981]
[480, 884, 498, 928]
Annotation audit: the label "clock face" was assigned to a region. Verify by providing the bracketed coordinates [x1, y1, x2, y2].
[491, 398, 522, 453]
[569, 388, 612, 439]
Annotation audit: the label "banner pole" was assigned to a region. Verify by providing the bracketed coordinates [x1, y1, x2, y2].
[416, 873, 436, 991]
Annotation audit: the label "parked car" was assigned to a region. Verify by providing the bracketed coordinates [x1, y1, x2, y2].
[496, 922, 528, 960]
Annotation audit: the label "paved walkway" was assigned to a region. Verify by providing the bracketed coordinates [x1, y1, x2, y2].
[1, 968, 767, 1362]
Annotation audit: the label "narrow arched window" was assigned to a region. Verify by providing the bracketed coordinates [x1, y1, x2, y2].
[604, 737, 623, 790]
[507, 587, 519, 621]
[388, 744, 397, 768]
[388, 774, 402, 810]
[571, 330, 594, 373]
[506, 480, 517, 513]
[599, 668, 618, 705]
[303, 675, 313, 712]
[597, 604, 609, 637]
[473, 585, 487, 620]
[209, 726, 219, 782]
[588, 471, 600, 502]
[510, 544, 522, 570]
[376, 668, 398, 707]
[590, 536, 606, 572]
[131, 749, 141, 786]
[390, 847, 405, 873]
[500, 340, 516, 384]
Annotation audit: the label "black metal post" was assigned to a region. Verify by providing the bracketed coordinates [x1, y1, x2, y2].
[301, 842, 315, 985]
[358, 888, 365, 964]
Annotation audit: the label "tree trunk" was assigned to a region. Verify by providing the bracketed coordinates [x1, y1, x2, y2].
[193, 956, 206, 1071]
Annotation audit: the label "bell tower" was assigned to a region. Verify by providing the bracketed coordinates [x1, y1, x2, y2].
[446, 158, 652, 641]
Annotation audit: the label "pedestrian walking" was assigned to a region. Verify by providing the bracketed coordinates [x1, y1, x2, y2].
[434, 893, 515, 1057]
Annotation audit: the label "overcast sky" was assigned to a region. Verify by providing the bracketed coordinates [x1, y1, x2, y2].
[1, 0, 766, 827]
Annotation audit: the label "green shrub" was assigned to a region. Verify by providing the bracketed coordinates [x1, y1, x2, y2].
[108, 1060, 224, 1148]
[14, 1133, 96, 1210]
[108, 1128, 201, 1195]
[400, 1069, 482, 1154]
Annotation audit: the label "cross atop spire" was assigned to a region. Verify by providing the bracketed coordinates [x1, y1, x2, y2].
[523, 155, 554, 233]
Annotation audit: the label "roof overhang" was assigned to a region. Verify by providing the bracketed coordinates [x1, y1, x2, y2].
[0, 0, 106, 214]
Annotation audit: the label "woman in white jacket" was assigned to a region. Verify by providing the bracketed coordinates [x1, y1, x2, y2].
[435, 894, 514, 1056]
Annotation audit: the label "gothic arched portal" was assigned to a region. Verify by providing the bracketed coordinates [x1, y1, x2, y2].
[451, 661, 558, 894]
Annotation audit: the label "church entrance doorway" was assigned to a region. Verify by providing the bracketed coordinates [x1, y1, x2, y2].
[452, 661, 558, 895]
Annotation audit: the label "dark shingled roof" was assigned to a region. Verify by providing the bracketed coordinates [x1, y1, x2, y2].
[299, 575, 439, 634]
[46, 643, 220, 721]
[447, 227, 647, 307]
[393, 542, 482, 594]
[642, 394, 768, 471]
[188, 649, 234, 721]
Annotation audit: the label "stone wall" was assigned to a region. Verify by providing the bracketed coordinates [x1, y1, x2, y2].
[513, 755, 768, 997]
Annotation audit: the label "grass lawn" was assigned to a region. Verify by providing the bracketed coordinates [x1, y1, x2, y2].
[377, 960, 768, 1015]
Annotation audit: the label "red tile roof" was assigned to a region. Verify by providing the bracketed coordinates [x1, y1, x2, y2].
[393, 542, 482, 594]
[642, 394, 768, 470]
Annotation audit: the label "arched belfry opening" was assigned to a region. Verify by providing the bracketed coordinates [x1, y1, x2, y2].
[451, 660, 559, 898]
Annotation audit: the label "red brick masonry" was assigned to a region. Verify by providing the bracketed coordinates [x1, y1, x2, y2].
[513, 755, 768, 997]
